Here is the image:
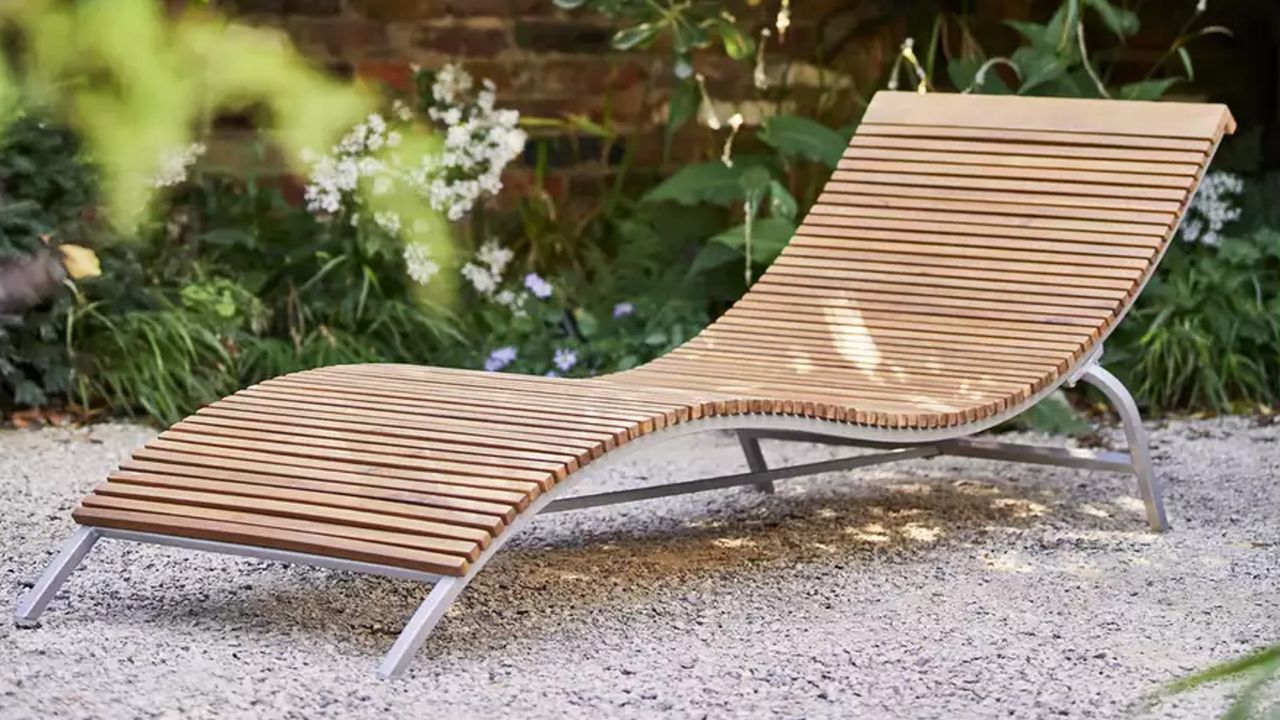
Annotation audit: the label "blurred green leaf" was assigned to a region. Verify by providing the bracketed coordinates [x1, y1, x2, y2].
[612, 22, 661, 51]
[642, 161, 745, 205]
[759, 115, 847, 168]
[1118, 78, 1180, 100]
[1083, 0, 1140, 38]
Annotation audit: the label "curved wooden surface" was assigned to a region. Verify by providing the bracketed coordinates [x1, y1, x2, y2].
[73, 92, 1235, 575]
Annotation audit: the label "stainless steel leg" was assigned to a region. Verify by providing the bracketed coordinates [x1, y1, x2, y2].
[737, 432, 774, 494]
[14, 526, 100, 627]
[1080, 364, 1168, 532]
[376, 576, 469, 679]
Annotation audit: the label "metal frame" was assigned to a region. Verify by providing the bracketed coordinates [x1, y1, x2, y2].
[13, 350, 1165, 679]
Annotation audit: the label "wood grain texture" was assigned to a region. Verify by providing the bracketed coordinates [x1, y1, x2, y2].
[74, 92, 1233, 574]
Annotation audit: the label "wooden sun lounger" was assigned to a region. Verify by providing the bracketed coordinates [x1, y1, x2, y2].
[16, 92, 1236, 678]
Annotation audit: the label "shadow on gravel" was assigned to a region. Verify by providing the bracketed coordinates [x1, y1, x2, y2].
[88, 469, 1143, 657]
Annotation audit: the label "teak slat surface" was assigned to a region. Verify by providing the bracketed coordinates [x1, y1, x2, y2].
[73, 92, 1234, 575]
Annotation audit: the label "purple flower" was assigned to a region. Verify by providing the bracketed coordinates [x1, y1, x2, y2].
[553, 348, 577, 372]
[484, 346, 517, 372]
[612, 302, 634, 318]
[524, 272, 552, 299]
[544, 370, 559, 378]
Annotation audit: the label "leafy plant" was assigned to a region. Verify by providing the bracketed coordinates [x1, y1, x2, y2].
[1164, 643, 1280, 719]
[1108, 228, 1280, 413]
[925, 0, 1227, 100]
[0, 113, 104, 409]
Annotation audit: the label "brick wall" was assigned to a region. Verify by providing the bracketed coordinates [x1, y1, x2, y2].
[215, 0, 907, 205]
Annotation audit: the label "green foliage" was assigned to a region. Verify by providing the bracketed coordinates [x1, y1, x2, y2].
[937, 0, 1224, 100]
[1, 0, 370, 227]
[1165, 643, 1280, 719]
[1109, 229, 1280, 413]
[0, 113, 103, 408]
[759, 115, 849, 169]
[557, 0, 758, 143]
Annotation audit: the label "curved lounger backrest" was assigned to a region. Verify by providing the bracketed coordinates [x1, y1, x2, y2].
[621, 91, 1236, 429]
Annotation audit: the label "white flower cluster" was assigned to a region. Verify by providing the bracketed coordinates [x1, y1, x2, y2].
[1181, 171, 1244, 246]
[403, 243, 440, 285]
[301, 113, 402, 216]
[419, 64, 527, 221]
[299, 63, 526, 288]
[461, 239, 514, 297]
[153, 142, 207, 188]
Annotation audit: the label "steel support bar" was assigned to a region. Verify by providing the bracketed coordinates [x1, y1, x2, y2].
[1078, 364, 1167, 531]
[737, 431, 775, 494]
[376, 576, 467, 679]
[14, 526, 100, 627]
[543, 445, 940, 514]
[935, 438, 1133, 473]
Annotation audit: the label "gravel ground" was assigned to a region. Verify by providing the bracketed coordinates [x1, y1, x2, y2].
[1, 417, 1277, 719]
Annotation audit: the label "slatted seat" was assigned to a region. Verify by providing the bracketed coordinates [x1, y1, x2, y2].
[18, 92, 1235, 678]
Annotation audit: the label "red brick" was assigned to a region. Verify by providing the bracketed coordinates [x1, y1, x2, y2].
[539, 58, 651, 96]
[347, 0, 445, 22]
[443, 0, 546, 16]
[514, 19, 613, 53]
[357, 59, 415, 91]
[415, 23, 511, 56]
[286, 18, 387, 59]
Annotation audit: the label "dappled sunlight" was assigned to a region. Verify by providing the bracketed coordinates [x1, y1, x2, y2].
[983, 552, 1036, 573]
[823, 303, 881, 371]
[1113, 496, 1148, 515]
[484, 473, 1081, 618]
[1078, 503, 1113, 518]
[783, 351, 817, 374]
[991, 497, 1049, 519]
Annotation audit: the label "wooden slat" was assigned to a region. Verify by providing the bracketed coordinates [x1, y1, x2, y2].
[73, 507, 471, 575]
[90, 484, 491, 552]
[785, 238, 1152, 271]
[804, 203, 1170, 237]
[836, 158, 1195, 188]
[821, 182, 1183, 213]
[830, 171, 1189, 202]
[80, 495, 482, 561]
[861, 92, 1233, 139]
[848, 134, 1209, 165]
[811, 192, 1176, 225]
[176, 415, 579, 473]
[839, 146, 1201, 176]
[113, 464, 518, 522]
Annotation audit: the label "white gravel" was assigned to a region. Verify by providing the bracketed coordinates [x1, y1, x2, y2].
[1, 417, 1277, 719]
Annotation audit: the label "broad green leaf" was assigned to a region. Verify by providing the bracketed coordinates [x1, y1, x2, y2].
[712, 18, 754, 60]
[708, 217, 796, 263]
[759, 115, 846, 168]
[738, 165, 772, 203]
[1006, 20, 1053, 48]
[1012, 46, 1075, 95]
[688, 238, 743, 275]
[612, 22, 661, 51]
[1083, 0, 1139, 38]
[768, 180, 797, 221]
[553, 0, 588, 8]
[642, 161, 744, 205]
[1118, 78, 1179, 100]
